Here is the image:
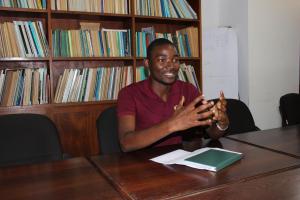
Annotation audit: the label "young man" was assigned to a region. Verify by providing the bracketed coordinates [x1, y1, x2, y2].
[117, 38, 229, 152]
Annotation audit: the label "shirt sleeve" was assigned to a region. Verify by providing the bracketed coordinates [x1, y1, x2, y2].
[117, 87, 136, 117]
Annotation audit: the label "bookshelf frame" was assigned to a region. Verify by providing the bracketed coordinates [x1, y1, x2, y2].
[0, 0, 202, 156]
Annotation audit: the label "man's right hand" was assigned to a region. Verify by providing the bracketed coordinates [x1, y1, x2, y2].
[170, 95, 214, 132]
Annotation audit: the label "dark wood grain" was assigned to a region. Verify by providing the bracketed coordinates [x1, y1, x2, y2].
[180, 167, 300, 200]
[90, 138, 300, 200]
[0, 157, 122, 200]
[227, 125, 300, 158]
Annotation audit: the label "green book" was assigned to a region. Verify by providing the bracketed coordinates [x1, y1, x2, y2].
[184, 148, 242, 172]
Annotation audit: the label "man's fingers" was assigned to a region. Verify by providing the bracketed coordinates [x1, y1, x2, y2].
[195, 100, 214, 113]
[186, 95, 205, 110]
[179, 96, 185, 106]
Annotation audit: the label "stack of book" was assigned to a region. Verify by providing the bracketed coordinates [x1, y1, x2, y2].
[0, 67, 49, 106]
[52, 27, 131, 57]
[136, 26, 198, 57]
[135, 0, 197, 19]
[51, 0, 128, 14]
[54, 66, 133, 103]
[178, 63, 200, 90]
[0, 21, 49, 58]
[0, 0, 46, 9]
[136, 66, 149, 82]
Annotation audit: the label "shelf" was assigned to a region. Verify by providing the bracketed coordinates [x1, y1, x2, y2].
[51, 100, 117, 107]
[0, 7, 48, 18]
[0, 57, 50, 62]
[51, 10, 132, 21]
[0, 100, 117, 113]
[136, 57, 201, 61]
[134, 15, 199, 24]
[0, 7, 47, 13]
[52, 57, 134, 61]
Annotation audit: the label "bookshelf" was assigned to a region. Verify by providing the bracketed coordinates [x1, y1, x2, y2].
[0, 0, 202, 156]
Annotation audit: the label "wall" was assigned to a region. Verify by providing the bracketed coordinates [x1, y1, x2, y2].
[202, 0, 300, 129]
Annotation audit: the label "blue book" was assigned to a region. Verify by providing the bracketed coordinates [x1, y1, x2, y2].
[136, 32, 140, 56]
[128, 30, 131, 56]
[79, 31, 85, 57]
[162, 0, 170, 17]
[177, 0, 193, 19]
[184, 34, 191, 57]
[178, 34, 185, 57]
[95, 68, 103, 100]
[28, 22, 43, 57]
[107, 67, 115, 99]
[98, 31, 104, 56]
[42, 0, 47, 9]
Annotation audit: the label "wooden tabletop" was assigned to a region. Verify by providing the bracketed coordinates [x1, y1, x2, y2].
[181, 167, 300, 200]
[227, 125, 300, 158]
[0, 157, 122, 200]
[90, 138, 300, 200]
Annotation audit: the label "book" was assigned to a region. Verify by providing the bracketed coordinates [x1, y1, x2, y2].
[150, 147, 243, 172]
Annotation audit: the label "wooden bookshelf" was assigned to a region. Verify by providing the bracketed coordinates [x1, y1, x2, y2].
[0, 0, 202, 156]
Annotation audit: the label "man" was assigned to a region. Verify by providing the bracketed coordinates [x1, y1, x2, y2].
[117, 38, 229, 152]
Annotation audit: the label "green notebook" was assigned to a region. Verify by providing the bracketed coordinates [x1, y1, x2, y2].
[184, 149, 242, 172]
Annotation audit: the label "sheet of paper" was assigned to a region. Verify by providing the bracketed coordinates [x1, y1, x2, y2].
[150, 149, 190, 165]
[202, 28, 239, 99]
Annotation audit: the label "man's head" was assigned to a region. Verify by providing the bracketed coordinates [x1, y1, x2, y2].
[145, 38, 180, 86]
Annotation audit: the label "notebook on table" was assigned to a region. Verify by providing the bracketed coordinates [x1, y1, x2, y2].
[150, 147, 243, 172]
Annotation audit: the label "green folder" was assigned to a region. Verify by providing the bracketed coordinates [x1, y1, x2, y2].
[185, 149, 242, 172]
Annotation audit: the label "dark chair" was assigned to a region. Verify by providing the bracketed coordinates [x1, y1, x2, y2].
[0, 114, 63, 167]
[279, 93, 300, 127]
[96, 106, 121, 154]
[211, 98, 259, 135]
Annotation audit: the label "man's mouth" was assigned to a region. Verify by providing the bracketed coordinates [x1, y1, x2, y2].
[163, 72, 176, 78]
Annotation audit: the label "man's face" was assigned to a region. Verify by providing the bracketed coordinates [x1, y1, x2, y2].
[147, 44, 180, 85]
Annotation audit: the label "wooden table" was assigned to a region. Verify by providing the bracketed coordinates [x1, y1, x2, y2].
[90, 138, 300, 200]
[227, 125, 300, 158]
[0, 157, 122, 200]
[181, 167, 300, 200]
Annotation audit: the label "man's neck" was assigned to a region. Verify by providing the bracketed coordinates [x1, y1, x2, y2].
[150, 79, 173, 102]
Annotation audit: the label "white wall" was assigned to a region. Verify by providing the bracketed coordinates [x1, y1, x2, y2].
[218, 0, 249, 106]
[202, 0, 300, 129]
[248, 0, 300, 129]
[201, 0, 219, 29]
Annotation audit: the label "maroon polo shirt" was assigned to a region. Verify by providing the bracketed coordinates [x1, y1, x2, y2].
[117, 78, 200, 147]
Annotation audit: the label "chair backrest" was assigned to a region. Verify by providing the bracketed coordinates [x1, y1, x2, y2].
[212, 98, 259, 135]
[0, 114, 63, 167]
[96, 106, 121, 154]
[279, 93, 300, 127]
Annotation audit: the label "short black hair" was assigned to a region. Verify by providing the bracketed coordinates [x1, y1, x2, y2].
[147, 38, 176, 60]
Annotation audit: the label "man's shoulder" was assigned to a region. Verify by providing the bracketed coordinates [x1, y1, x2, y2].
[174, 80, 198, 90]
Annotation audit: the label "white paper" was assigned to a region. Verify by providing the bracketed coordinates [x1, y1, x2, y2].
[150, 149, 190, 165]
[202, 28, 239, 99]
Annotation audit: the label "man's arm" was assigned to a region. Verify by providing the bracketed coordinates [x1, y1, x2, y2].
[118, 95, 214, 152]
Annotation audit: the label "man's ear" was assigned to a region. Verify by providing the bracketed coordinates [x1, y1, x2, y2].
[144, 59, 150, 68]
